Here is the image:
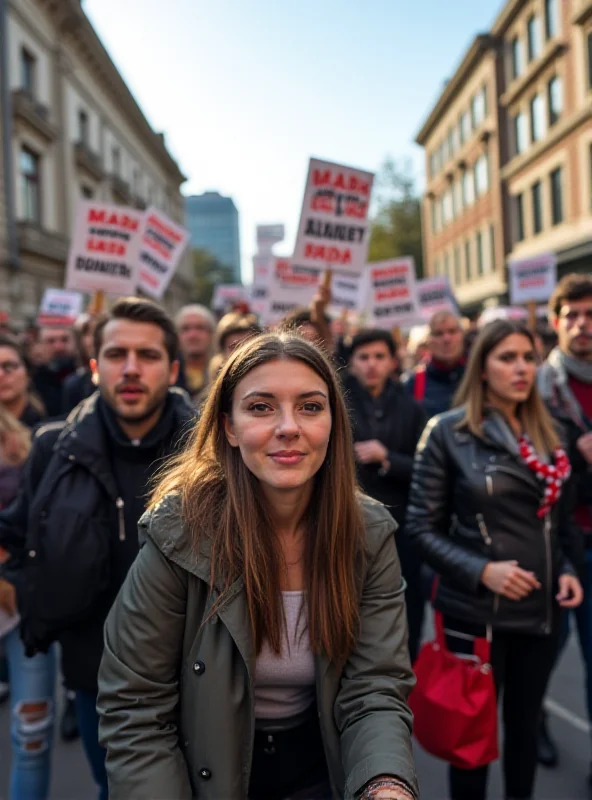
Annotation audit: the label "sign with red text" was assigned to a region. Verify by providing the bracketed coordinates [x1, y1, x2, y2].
[65, 200, 142, 295]
[137, 208, 190, 300]
[292, 158, 374, 276]
[212, 284, 249, 312]
[368, 257, 420, 329]
[38, 289, 84, 326]
[266, 257, 321, 324]
[417, 275, 459, 322]
[508, 253, 557, 304]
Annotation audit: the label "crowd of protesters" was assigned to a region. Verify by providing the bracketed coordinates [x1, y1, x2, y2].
[0, 272, 588, 799]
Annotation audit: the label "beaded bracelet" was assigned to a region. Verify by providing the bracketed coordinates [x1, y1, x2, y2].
[361, 777, 417, 800]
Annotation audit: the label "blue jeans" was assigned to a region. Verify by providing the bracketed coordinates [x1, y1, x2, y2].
[75, 690, 108, 800]
[4, 626, 56, 800]
[559, 548, 592, 730]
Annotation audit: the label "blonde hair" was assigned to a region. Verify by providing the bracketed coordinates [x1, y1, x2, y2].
[454, 319, 560, 455]
[0, 406, 32, 465]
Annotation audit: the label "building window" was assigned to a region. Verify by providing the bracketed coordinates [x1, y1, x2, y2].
[490, 224, 496, 271]
[444, 252, 450, 279]
[78, 110, 89, 146]
[527, 15, 542, 62]
[514, 194, 525, 242]
[545, 0, 559, 40]
[434, 258, 440, 276]
[511, 37, 525, 80]
[462, 169, 475, 206]
[20, 48, 36, 96]
[454, 179, 463, 213]
[464, 240, 472, 280]
[454, 246, 461, 285]
[532, 181, 543, 234]
[429, 152, 437, 177]
[588, 33, 592, 89]
[530, 93, 545, 142]
[448, 127, 455, 157]
[476, 232, 484, 276]
[514, 111, 529, 155]
[112, 146, 121, 176]
[431, 200, 438, 234]
[547, 75, 562, 126]
[81, 185, 94, 199]
[19, 147, 40, 224]
[474, 153, 489, 197]
[471, 88, 486, 130]
[460, 111, 471, 144]
[550, 167, 563, 225]
[442, 189, 453, 225]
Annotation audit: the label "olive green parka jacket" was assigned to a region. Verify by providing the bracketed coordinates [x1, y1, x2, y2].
[97, 494, 418, 799]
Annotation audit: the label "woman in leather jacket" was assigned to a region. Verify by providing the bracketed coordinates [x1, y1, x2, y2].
[406, 320, 583, 800]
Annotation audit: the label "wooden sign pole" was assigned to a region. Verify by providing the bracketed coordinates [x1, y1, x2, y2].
[527, 300, 537, 333]
[87, 289, 105, 316]
[392, 326, 402, 348]
[322, 269, 333, 290]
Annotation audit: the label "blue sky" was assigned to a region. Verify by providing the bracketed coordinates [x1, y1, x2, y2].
[84, 0, 502, 282]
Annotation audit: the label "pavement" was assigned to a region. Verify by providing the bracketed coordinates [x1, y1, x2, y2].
[0, 628, 590, 800]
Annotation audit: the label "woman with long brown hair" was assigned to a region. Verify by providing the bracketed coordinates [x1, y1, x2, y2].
[97, 332, 418, 800]
[406, 319, 583, 800]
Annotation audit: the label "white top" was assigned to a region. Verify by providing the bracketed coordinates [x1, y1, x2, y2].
[254, 591, 315, 724]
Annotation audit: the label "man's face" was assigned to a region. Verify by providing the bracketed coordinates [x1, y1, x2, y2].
[349, 341, 396, 394]
[555, 298, 592, 361]
[178, 313, 213, 360]
[38, 327, 75, 363]
[93, 319, 179, 425]
[428, 315, 464, 364]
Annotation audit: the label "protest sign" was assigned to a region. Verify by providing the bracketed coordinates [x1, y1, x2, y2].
[508, 253, 557, 305]
[38, 289, 84, 326]
[250, 253, 275, 320]
[416, 275, 459, 322]
[329, 272, 368, 315]
[266, 257, 321, 324]
[293, 158, 374, 276]
[65, 201, 142, 296]
[137, 208, 190, 300]
[367, 258, 420, 329]
[212, 284, 249, 312]
[256, 224, 285, 253]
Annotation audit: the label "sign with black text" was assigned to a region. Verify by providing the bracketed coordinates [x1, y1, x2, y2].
[368, 257, 420, 329]
[137, 208, 189, 300]
[38, 289, 84, 326]
[508, 253, 557, 304]
[416, 275, 459, 322]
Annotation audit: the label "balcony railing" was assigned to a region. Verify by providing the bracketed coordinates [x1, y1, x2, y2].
[11, 90, 56, 142]
[74, 141, 104, 181]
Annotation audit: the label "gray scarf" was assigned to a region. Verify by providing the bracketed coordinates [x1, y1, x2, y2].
[558, 349, 592, 384]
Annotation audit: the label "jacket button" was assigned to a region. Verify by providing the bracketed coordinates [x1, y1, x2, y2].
[199, 768, 211, 780]
[193, 660, 205, 675]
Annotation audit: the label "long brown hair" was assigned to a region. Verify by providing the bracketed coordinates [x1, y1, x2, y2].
[150, 332, 365, 664]
[454, 319, 560, 454]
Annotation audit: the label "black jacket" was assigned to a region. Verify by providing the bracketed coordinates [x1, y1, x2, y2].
[0, 388, 195, 692]
[345, 374, 426, 525]
[61, 367, 96, 415]
[402, 360, 465, 420]
[405, 407, 577, 635]
[33, 357, 77, 417]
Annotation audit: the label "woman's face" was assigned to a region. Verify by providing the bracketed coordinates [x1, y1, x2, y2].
[0, 346, 28, 406]
[483, 333, 537, 406]
[224, 358, 332, 496]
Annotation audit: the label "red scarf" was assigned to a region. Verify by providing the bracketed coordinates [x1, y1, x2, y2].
[517, 435, 571, 518]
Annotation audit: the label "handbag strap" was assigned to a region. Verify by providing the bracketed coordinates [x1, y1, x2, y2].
[434, 610, 492, 665]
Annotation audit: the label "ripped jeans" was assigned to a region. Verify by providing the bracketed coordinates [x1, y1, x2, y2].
[4, 626, 56, 800]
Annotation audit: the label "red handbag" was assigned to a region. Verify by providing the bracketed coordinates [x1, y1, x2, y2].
[409, 610, 499, 770]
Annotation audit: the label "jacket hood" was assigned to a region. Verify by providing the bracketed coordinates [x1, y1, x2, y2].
[139, 491, 396, 590]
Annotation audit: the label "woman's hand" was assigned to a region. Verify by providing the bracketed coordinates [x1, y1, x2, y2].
[0, 578, 16, 616]
[481, 560, 541, 600]
[556, 574, 583, 609]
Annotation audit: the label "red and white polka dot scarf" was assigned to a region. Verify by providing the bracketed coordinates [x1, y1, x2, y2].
[518, 435, 571, 518]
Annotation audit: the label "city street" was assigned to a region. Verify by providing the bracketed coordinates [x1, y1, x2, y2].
[0, 626, 590, 800]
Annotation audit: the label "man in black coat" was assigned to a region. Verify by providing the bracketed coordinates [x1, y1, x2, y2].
[345, 329, 426, 660]
[0, 298, 195, 800]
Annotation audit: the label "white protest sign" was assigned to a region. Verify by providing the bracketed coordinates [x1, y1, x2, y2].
[368, 257, 420, 329]
[137, 208, 190, 300]
[65, 200, 142, 295]
[38, 289, 84, 326]
[329, 272, 367, 315]
[266, 257, 321, 324]
[508, 253, 557, 304]
[257, 224, 285, 253]
[416, 275, 459, 322]
[212, 284, 249, 312]
[250, 253, 275, 320]
[293, 158, 374, 276]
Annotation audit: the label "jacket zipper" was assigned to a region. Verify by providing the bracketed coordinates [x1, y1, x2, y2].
[116, 497, 126, 541]
[543, 514, 552, 635]
[485, 475, 493, 496]
[476, 513, 492, 545]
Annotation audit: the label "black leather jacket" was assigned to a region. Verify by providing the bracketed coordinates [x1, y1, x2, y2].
[405, 407, 577, 635]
